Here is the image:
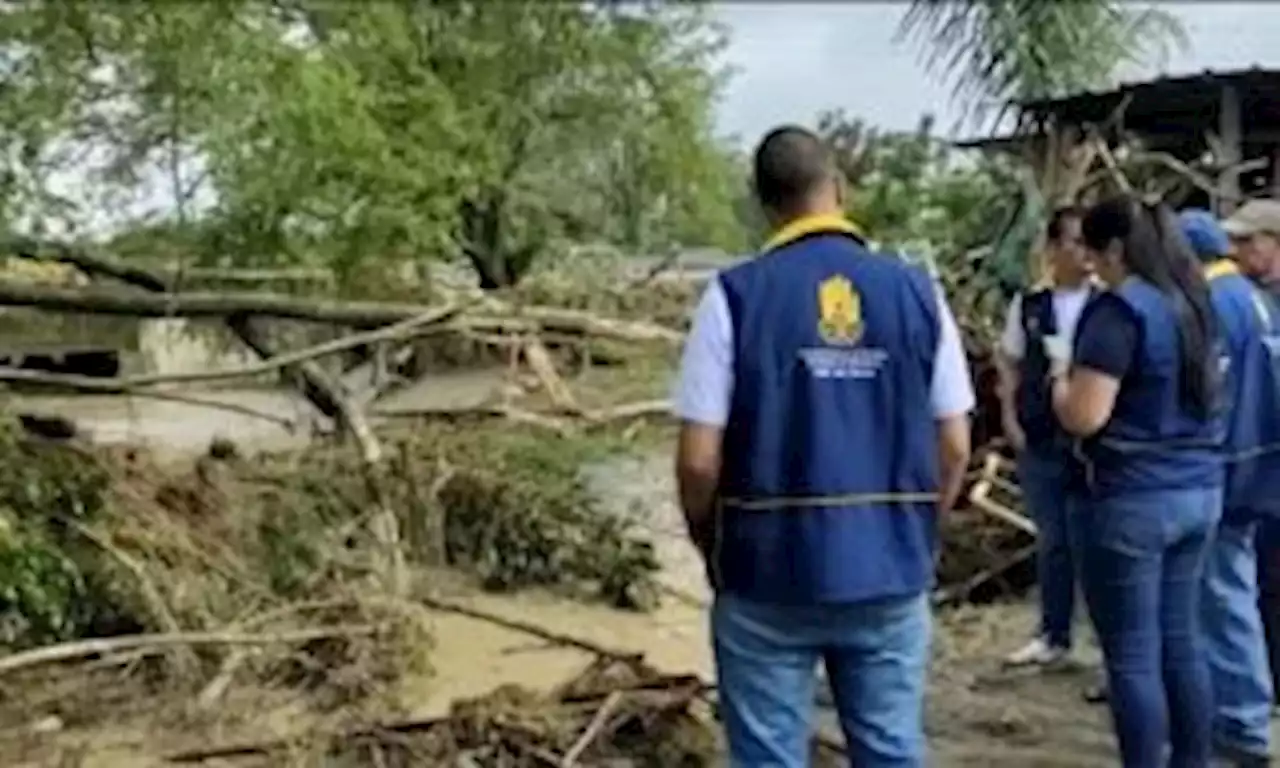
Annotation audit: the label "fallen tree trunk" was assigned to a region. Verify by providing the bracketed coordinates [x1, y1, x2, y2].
[0, 278, 439, 325]
[0, 277, 683, 344]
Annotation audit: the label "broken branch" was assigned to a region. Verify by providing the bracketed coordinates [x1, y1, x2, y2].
[0, 625, 380, 677]
[560, 690, 623, 767]
[0, 305, 461, 392]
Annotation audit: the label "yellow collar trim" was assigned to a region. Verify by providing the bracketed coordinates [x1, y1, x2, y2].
[762, 214, 864, 253]
[1205, 259, 1239, 281]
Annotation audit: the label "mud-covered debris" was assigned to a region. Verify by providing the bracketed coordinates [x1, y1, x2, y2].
[169, 657, 721, 766]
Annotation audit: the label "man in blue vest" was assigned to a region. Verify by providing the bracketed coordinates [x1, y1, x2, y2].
[1182, 208, 1278, 766]
[673, 125, 974, 767]
[996, 207, 1096, 667]
[1223, 199, 1280, 721]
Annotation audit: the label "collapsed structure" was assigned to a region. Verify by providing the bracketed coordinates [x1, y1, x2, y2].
[958, 66, 1280, 286]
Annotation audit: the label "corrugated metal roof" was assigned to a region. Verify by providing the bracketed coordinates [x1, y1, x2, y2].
[1017, 65, 1280, 112]
[955, 65, 1280, 150]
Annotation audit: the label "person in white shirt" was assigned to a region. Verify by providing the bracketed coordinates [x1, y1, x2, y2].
[996, 207, 1097, 667]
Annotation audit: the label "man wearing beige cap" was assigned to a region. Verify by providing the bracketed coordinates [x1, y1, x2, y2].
[1224, 198, 1280, 720]
[1224, 199, 1280, 286]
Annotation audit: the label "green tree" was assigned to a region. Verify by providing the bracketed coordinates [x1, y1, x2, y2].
[815, 110, 1019, 268]
[0, 1, 743, 291]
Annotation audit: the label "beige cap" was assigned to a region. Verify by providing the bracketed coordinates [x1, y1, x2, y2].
[1223, 199, 1280, 237]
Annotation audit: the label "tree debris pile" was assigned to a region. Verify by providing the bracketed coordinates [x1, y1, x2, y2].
[253, 424, 663, 608]
[324, 657, 717, 767]
[504, 264, 703, 331]
[938, 450, 1037, 605]
[937, 503, 1034, 598]
[425, 427, 662, 608]
[169, 655, 853, 767]
[0, 414, 664, 755]
[405, 263, 698, 373]
[0, 416, 661, 652]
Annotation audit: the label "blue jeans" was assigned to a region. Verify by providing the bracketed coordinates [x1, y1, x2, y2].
[1203, 518, 1274, 756]
[712, 591, 930, 767]
[1258, 520, 1280, 702]
[1019, 451, 1081, 648]
[1078, 486, 1221, 768]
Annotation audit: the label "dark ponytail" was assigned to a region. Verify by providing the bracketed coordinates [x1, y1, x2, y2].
[1081, 197, 1220, 417]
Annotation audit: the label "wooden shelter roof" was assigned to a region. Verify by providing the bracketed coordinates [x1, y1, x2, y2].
[955, 66, 1280, 151]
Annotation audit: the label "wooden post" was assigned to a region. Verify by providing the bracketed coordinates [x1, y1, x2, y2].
[1271, 145, 1280, 198]
[1218, 83, 1242, 215]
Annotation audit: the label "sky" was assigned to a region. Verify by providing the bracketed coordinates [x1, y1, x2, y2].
[713, 2, 1280, 145]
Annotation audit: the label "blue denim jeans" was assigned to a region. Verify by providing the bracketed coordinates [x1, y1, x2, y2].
[1203, 518, 1274, 756]
[1258, 520, 1280, 702]
[712, 591, 930, 767]
[1078, 486, 1221, 768]
[1019, 450, 1081, 649]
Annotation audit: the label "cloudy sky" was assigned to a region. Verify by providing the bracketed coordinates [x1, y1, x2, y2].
[713, 2, 1280, 145]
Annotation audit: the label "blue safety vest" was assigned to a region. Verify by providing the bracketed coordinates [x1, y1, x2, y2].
[714, 215, 942, 604]
[1078, 277, 1225, 497]
[1207, 260, 1280, 521]
[1016, 285, 1096, 454]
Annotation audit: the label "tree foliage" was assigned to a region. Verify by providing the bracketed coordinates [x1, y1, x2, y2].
[898, 0, 1188, 128]
[815, 110, 1020, 274]
[0, 1, 744, 290]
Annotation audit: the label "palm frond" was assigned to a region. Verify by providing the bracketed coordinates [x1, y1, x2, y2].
[899, 0, 1188, 131]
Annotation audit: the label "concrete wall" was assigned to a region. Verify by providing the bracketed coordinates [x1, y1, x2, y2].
[136, 319, 258, 381]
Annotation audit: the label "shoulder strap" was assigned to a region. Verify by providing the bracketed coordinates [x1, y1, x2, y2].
[1020, 288, 1057, 336]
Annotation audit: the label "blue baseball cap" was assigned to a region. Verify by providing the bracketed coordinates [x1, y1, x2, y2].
[1178, 209, 1231, 261]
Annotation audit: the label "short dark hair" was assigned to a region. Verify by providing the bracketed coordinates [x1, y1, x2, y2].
[1046, 206, 1083, 242]
[752, 125, 834, 212]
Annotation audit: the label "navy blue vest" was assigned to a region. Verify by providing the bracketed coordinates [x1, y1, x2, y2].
[715, 224, 941, 604]
[1079, 277, 1224, 497]
[1016, 286, 1095, 453]
[1208, 262, 1280, 521]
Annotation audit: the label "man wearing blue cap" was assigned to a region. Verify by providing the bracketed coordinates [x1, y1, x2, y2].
[1181, 208, 1278, 766]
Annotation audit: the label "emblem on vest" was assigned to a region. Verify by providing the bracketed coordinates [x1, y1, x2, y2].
[817, 275, 863, 346]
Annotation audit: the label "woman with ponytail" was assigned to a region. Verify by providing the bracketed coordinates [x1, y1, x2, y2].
[1050, 196, 1225, 767]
